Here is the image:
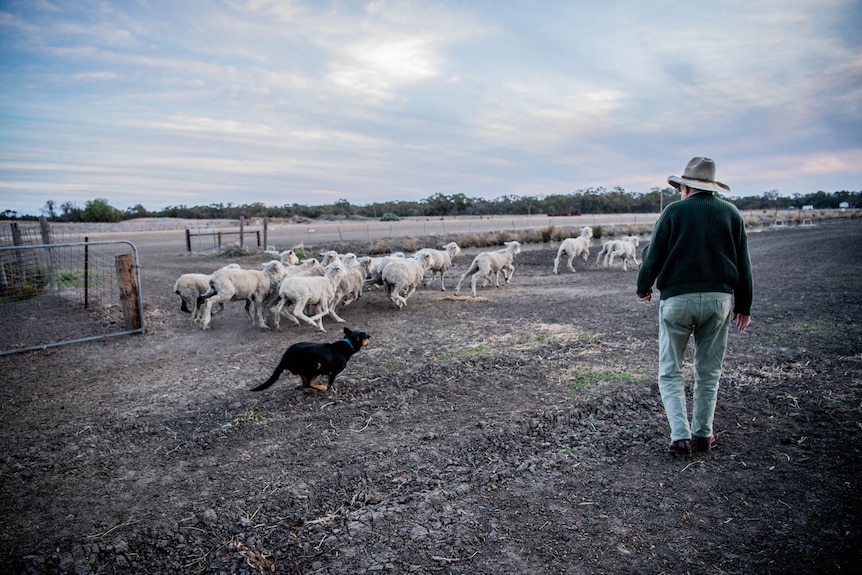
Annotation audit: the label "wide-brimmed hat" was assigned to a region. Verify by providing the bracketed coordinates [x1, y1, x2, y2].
[668, 157, 730, 193]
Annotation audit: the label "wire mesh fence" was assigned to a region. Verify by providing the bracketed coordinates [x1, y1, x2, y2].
[0, 238, 144, 355]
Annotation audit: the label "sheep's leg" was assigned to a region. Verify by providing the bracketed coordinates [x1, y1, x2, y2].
[200, 298, 216, 329]
[292, 299, 322, 329]
[553, 253, 562, 274]
[505, 265, 515, 283]
[454, 272, 467, 294]
[567, 254, 576, 273]
[274, 297, 299, 329]
[327, 303, 347, 324]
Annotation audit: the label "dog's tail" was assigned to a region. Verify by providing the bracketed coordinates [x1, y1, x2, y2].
[249, 365, 284, 392]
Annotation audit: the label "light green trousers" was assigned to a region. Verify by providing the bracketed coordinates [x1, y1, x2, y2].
[658, 292, 733, 442]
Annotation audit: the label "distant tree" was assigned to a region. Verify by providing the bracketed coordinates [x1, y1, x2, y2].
[60, 201, 76, 218]
[83, 198, 121, 223]
[124, 204, 149, 219]
[423, 193, 453, 217]
[42, 200, 58, 219]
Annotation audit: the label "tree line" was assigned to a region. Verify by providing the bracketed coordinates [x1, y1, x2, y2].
[2, 188, 859, 223]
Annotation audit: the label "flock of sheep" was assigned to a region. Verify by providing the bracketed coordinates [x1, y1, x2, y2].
[172, 226, 642, 332]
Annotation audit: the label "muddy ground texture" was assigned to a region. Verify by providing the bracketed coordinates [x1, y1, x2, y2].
[1, 220, 860, 574]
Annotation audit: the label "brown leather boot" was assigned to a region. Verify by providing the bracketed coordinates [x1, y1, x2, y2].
[668, 439, 692, 459]
[692, 435, 716, 452]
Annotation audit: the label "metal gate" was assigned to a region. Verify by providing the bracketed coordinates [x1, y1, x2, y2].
[0, 240, 145, 355]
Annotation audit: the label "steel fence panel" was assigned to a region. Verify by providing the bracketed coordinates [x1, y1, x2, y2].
[0, 240, 145, 355]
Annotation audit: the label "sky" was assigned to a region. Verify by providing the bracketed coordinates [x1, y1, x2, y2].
[1, 1, 861, 216]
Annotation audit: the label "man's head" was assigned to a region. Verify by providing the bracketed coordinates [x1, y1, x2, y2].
[668, 157, 729, 194]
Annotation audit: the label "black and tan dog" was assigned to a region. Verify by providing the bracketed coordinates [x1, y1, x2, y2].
[250, 327, 371, 392]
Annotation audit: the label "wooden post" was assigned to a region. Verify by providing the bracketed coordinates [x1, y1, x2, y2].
[262, 216, 268, 250]
[115, 253, 141, 330]
[239, 216, 245, 248]
[185, 229, 192, 253]
[11, 222, 25, 288]
[84, 237, 90, 308]
[40, 216, 56, 290]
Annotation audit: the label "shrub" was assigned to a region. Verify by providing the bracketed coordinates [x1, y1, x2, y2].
[593, 225, 603, 240]
[380, 213, 400, 222]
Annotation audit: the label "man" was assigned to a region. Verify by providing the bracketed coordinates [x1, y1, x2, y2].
[636, 157, 753, 459]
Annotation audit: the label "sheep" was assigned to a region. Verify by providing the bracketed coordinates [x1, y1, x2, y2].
[273, 260, 345, 332]
[279, 249, 300, 266]
[329, 255, 373, 321]
[595, 236, 640, 271]
[198, 260, 288, 330]
[553, 226, 593, 274]
[362, 252, 405, 291]
[454, 241, 522, 297]
[415, 242, 461, 291]
[284, 258, 323, 277]
[381, 251, 434, 309]
[172, 263, 241, 321]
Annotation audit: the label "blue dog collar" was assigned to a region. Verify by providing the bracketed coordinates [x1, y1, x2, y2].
[343, 337, 355, 351]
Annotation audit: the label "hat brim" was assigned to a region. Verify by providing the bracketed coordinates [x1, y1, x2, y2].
[668, 175, 730, 194]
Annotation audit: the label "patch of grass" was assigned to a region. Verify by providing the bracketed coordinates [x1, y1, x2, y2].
[567, 368, 632, 389]
[55, 268, 100, 288]
[438, 345, 487, 362]
[376, 360, 397, 374]
[223, 410, 266, 428]
[791, 319, 838, 338]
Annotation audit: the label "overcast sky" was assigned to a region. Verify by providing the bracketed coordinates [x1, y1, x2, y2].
[1, 1, 860, 216]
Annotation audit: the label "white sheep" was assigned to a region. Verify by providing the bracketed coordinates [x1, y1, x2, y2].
[198, 260, 288, 330]
[415, 242, 461, 291]
[595, 236, 640, 271]
[279, 249, 300, 265]
[454, 241, 522, 297]
[273, 260, 345, 332]
[553, 226, 593, 274]
[362, 252, 405, 291]
[329, 255, 373, 321]
[172, 263, 241, 321]
[381, 251, 434, 309]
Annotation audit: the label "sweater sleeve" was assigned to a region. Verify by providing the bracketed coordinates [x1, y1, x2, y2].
[636, 217, 668, 297]
[733, 225, 754, 315]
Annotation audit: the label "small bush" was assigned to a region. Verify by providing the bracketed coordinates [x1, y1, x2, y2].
[593, 225, 603, 240]
[380, 213, 400, 222]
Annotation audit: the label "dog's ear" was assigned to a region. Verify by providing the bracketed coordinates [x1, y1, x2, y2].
[343, 326, 352, 336]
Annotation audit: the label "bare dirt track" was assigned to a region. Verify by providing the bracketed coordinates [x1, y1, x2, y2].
[1, 218, 860, 574]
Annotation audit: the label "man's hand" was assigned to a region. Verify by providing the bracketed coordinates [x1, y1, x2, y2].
[733, 312, 751, 331]
[637, 293, 652, 302]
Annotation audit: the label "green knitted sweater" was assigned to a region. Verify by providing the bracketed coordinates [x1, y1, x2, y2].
[636, 192, 753, 315]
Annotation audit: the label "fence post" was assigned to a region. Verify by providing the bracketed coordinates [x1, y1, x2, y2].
[84, 237, 90, 309]
[115, 253, 141, 330]
[185, 229, 192, 253]
[262, 216, 268, 250]
[40, 216, 56, 290]
[10, 222, 25, 288]
[239, 217, 245, 248]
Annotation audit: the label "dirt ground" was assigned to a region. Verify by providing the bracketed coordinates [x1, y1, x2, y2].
[1, 219, 860, 574]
